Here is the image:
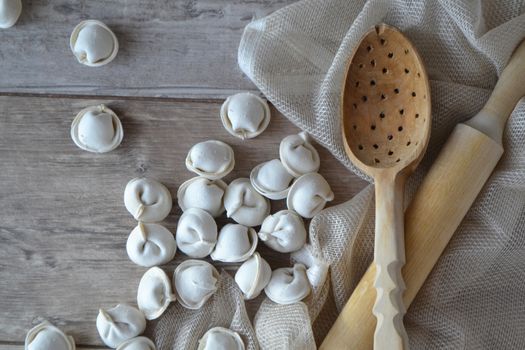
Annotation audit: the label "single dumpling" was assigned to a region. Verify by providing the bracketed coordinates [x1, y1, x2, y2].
[220, 92, 271, 139]
[234, 252, 272, 300]
[25, 321, 75, 350]
[173, 260, 220, 309]
[287, 173, 334, 218]
[70, 20, 119, 67]
[186, 140, 235, 180]
[176, 208, 217, 258]
[177, 176, 227, 218]
[264, 264, 311, 305]
[70, 104, 124, 153]
[124, 177, 173, 222]
[224, 178, 270, 227]
[250, 159, 294, 200]
[116, 336, 156, 350]
[137, 267, 175, 320]
[279, 132, 320, 177]
[258, 210, 306, 253]
[198, 327, 245, 350]
[96, 304, 146, 348]
[126, 222, 176, 267]
[210, 224, 258, 263]
[0, 0, 22, 29]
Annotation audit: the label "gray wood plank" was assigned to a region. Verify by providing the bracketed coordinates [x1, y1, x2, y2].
[0, 95, 367, 345]
[0, 0, 297, 99]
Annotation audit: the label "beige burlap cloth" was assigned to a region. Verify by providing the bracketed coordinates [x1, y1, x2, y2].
[149, 1, 525, 349]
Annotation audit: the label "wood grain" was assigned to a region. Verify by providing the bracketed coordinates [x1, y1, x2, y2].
[0, 0, 296, 99]
[0, 95, 367, 346]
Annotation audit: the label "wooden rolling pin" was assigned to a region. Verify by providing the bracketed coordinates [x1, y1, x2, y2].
[320, 39, 525, 350]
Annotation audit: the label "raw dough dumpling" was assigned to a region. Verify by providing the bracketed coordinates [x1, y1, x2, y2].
[264, 264, 311, 305]
[70, 20, 119, 67]
[287, 173, 334, 218]
[258, 210, 306, 253]
[210, 224, 257, 263]
[198, 327, 245, 350]
[137, 267, 175, 320]
[234, 252, 271, 300]
[250, 159, 294, 200]
[176, 208, 217, 258]
[117, 336, 156, 350]
[96, 304, 146, 348]
[25, 321, 75, 350]
[220, 92, 271, 139]
[0, 0, 22, 29]
[186, 140, 235, 180]
[279, 132, 320, 177]
[177, 176, 227, 217]
[173, 260, 219, 310]
[224, 178, 270, 227]
[70, 104, 123, 153]
[126, 222, 176, 267]
[124, 177, 173, 222]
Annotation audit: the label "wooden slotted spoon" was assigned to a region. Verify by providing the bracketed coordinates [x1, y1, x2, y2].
[341, 24, 431, 349]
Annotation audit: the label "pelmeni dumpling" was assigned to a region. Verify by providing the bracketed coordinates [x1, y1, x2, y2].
[198, 327, 245, 350]
[287, 173, 334, 218]
[0, 0, 22, 29]
[186, 140, 235, 180]
[279, 132, 320, 177]
[220, 92, 271, 139]
[25, 321, 75, 350]
[124, 177, 173, 222]
[250, 159, 294, 200]
[70, 20, 119, 67]
[126, 222, 176, 267]
[177, 176, 227, 217]
[176, 208, 217, 258]
[117, 336, 156, 350]
[210, 224, 257, 263]
[96, 304, 146, 348]
[234, 252, 271, 300]
[264, 264, 311, 305]
[71, 104, 124, 153]
[173, 260, 219, 309]
[224, 178, 270, 227]
[137, 267, 175, 320]
[258, 210, 306, 253]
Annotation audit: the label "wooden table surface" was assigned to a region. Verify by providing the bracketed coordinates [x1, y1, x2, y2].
[0, 1, 367, 348]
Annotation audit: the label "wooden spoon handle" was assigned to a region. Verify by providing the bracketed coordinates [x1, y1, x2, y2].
[373, 173, 409, 350]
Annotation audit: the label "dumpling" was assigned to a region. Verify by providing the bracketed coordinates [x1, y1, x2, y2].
[258, 210, 306, 253]
[124, 177, 173, 222]
[210, 224, 257, 263]
[70, 104, 123, 153]
[173, 260, 219, 309]
[176, 208, 217, 258]
[234, 252, 271, 300]
[0, 0, 22, 29]
[220, 92, 271, 139]
[177, 176, 227, 217]
[70, 20, 119, 67]
[264, 264, 311, 305]
[224, 178, 270, 227]
[96, 304, 146, 348]
[198, 327, 245, 350]
[25, 321, 75, 350]
[117, 336, 156, 350]
[186, 140, 235, 180]
[279, 132, 320, 177]
[137, 267, 175, 320]
[250, 159, 294, 200]
[287, 173, 334, 218]
[126, 222, 176, 267]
